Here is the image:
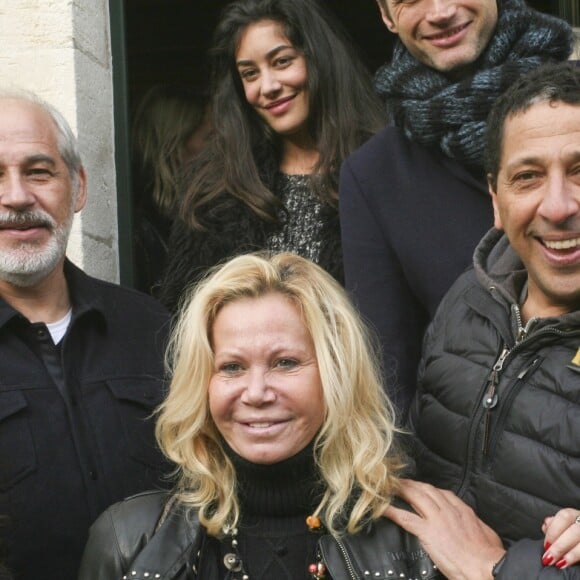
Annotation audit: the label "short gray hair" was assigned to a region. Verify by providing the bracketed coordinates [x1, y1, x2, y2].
[0, 88, 83, 193]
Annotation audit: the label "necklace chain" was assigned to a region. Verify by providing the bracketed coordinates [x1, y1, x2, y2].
[221, 517, 327, 579]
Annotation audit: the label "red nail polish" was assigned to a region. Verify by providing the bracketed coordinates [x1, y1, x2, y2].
[556, 558, 567, 570]
[542, 553, 554, 566]
[544, 541, 551, 550]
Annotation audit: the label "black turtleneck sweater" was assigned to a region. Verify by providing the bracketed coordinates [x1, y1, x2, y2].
[199, 443, 326, 580]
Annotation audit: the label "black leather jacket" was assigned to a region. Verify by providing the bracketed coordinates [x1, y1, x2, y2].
[78, 491, 442, 580]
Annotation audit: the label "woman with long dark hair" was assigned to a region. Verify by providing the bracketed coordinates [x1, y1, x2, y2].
[159, 0, 385, 311]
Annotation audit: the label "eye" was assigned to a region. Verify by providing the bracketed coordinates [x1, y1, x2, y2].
[239, 68, 258, 81]
[27, 168, 54, 181]
[274, 55, 294, 68]
[510, 169, 542, 189]
[515, 171, 538, 181]
[275, 358, 298, 370]
[219, 362, 244, 375]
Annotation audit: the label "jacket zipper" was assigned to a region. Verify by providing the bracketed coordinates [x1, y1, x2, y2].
[481, 347, 509, 455]
[458, 305, 580, 494]
[327, 538, 358, 580]
[480, 305, 540, 454]
[486, 356, 540, 456]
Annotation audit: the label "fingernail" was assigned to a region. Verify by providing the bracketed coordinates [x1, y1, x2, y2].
[556, 558, 567, 570]
[544, 541, 551, 550]
[542, 553, 554, 566]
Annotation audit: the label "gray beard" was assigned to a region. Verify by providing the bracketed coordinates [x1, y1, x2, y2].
[0, 208, 73, 288]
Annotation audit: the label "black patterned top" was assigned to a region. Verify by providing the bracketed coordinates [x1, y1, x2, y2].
[266, 174, 324, 264]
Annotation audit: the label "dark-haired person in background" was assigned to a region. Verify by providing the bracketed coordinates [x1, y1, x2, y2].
[340, 0, 573, 417]
[131, 84, 211, 295]
[159, 0, 386, 312]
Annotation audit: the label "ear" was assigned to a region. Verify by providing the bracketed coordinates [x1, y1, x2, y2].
[74, 166, 87, 213]
[487, 174, 503, 230]
[376, 0, 398, 33]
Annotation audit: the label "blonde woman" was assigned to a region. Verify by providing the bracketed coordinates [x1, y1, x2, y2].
[79, 253, 441, 580]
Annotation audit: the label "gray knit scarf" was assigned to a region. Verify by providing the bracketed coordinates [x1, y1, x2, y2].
[374, 0, 573, 169]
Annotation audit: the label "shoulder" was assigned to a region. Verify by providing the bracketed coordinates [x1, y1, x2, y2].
[425, 266, 481, 341]
[438, 266, 480, 310]
[106, 490, 170, 530]
[79, 491, 170, 579]
[92, 490, 169, 546]
[74, 267, 169, 324]
[340, 125, 480, 199]
[342, 124, 457, 171]
[342, 125, 410, 169]
[92, 278, 167, 314]
[320, 519, 442, 579]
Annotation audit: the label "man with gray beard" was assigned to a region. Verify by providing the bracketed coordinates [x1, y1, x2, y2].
[0, 91, 170, 579]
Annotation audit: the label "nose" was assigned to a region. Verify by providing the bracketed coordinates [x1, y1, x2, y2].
[537, 173, 580, 225]
[260, 70, 282, 98]
[241, 367, 276, 406]
[0, 172, 36, 210]
[425, 0, 457, 23]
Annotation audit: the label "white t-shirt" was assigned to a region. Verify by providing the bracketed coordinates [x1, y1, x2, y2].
[46, 308, 73, 344]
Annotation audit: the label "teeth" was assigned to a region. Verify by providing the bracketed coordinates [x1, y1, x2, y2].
[544, 238, 580, 250]
[430, 24, 465, 40]
[249, 422, 273, 429]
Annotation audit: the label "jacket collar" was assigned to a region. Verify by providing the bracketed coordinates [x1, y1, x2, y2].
[472, 227, 580, 328]
[0, 259, 107, 330]
[473, 228, 526, 306]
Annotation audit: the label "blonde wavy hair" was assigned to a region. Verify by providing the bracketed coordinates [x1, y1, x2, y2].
[156, 252, 405, 536]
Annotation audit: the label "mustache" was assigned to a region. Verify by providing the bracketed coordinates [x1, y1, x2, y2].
[0, 210, 57, 229]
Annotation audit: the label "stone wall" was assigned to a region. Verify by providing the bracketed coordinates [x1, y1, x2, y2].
[573, 29, 580, 60]
[0, 0, 119, 282]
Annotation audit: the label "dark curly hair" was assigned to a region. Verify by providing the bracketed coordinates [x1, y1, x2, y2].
[485, 62, 580, 190]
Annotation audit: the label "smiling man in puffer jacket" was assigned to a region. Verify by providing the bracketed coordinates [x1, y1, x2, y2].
[386, 62, 580, 579]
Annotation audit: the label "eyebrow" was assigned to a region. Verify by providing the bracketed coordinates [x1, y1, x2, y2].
[504, 155, 543, 171]
[505, 150, 580, 172]
[23, 154, 57, 167]
[236, 44, 294, 67]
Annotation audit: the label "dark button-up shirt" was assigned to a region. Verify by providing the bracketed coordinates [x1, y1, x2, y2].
[0, 260, 171, 580]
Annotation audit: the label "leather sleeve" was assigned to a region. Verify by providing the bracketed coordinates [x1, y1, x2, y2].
[77, 491, 166, 580]
[78, 506, 127, 579]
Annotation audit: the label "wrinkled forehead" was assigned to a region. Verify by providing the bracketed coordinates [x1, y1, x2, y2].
[0, 99, 60, 156]
[0, 99, 54, 134]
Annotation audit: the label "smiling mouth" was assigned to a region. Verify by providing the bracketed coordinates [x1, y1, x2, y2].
[542, 237, 580, 250]
[243, 419, 289, 429]
[264, 96, 294, 110]
[424, 22, 469, 41]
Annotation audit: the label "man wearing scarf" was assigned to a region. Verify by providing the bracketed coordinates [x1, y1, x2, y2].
[339, 0, 573, 419]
